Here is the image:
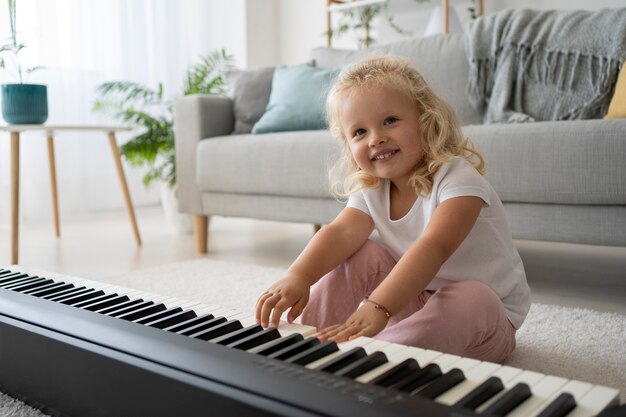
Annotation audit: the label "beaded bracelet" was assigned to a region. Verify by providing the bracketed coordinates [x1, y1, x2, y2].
[364, 296, 392, 319]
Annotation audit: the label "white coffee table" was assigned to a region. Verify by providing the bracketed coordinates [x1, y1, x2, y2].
[1, 125, 142, 264]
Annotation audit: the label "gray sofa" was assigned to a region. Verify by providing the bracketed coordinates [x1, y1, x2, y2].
[174, 33, 626, 287]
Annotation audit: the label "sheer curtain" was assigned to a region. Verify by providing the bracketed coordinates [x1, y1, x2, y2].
[0, 0, 240, 224]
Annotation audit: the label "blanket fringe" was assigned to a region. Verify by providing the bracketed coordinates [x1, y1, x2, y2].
[467, 42, 623, 122]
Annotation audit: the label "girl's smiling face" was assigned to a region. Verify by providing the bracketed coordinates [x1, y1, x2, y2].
[341, 84, 423, 187]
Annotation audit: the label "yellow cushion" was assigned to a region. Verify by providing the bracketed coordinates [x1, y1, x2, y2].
[605, 62, 626, 119]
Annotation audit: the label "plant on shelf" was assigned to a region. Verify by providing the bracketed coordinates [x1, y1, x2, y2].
[327, 0, 481, 48]
[92, 49, 234, 189]
[327, 0, 431, 48]
[0, 0, 47, 124]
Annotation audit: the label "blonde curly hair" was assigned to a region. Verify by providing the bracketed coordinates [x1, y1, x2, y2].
[327, 56, 484, 199]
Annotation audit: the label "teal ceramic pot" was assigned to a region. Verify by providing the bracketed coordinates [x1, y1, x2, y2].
[1, 83, 48, 124]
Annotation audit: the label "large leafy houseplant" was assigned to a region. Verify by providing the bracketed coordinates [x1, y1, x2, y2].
[1, 0, 47, 124]
[93, 49, 234, 188]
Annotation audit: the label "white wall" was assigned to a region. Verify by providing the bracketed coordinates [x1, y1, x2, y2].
[272, 0, 626, 65]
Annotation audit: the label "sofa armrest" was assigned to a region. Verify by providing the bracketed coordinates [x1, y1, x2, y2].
[174, 94, 234, 213]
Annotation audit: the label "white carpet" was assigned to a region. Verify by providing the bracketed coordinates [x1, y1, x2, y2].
[2, 259, 625, 416]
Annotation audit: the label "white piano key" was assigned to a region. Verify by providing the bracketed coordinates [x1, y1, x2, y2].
[506, 375, 569, 417]
[436, 361, 502, 405]
[564, 385, 620, 417]
[428, 353, 465, 372]
[239, 316, 259, 327]
[304, 336, 375, 369]
[192, 305, 224, 316]
[360, 339, 391, 354]
[476, 370, 545, 413]
[447, 357, 481, 373]
[414, 349, 444, 366]
[276, 322, 317, 337]
[526, 380, 593, 417]
[354, 343, 415, 383]
[355, 345, 426, 383]
[529, 380, 594, 417]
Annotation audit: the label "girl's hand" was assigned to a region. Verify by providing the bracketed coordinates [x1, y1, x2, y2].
[255, 276, 310, 328]
[316, 302, 389, 343]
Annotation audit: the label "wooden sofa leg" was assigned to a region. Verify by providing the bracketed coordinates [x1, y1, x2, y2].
[193, 215, 209, 254]
[313, 224, 322, 234]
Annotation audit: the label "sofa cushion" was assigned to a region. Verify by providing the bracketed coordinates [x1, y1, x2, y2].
[252, 66, 340, 134]
[311, 33, 483, 126]
[224, 66, 275, 134]
[605, 62, 626, 119]
[463, 119, 626, 205]
[196, 130, 341, 198]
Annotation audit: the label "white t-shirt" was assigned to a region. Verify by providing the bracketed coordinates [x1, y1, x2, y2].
[347, 157, 531, 329]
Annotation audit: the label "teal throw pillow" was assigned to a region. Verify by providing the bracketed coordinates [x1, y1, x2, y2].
[252, 65, 340, 134]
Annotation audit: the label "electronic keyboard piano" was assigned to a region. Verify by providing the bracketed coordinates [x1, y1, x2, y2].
[0, 266, 623, 417]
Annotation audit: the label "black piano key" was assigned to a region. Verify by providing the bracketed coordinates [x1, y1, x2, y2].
[315, 347, 368, 374]
[210, 324, 264, 345]
[177, 316, 226, 336]
[227, 327, 281, 351]
[82, 295, 130, 312]
[56, 289, 98, 305]
[9, 278, 53, 292]
[73, 293, 118, 309]
[535, 392, 577, 417]
[1, 276, 40, 289]
[285, 341, 339, 366]
[369, 358, 421, 388]
[164, 314, 216, 333]
[116, 303, 166, 321]
[134, 307, 183, 325]
[414, 368, 465, 399]
[334, 351, 388, 379]
[254, 333, 304, 356]
[41, 285, 78, 300]
[390, 363, 442, 393]
[268, 337, 321, 361]
[47, 287, 92, 302]
[481, 382, 532, 417]
[22, 281, 66, 295]
[95, 298, 143, 314]
[145, 310, 197, 329]
[62, 290, 105, 306]
[27, 283, 73, 297]
[453, 375, 504, 410]
[106, 300, 153, 317]
[0, 273, 30, 286]
[0, 269, 12, 276]
[190, 320, 243, 341]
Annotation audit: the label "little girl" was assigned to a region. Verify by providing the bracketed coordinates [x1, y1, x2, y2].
[255, 56, 530, 363]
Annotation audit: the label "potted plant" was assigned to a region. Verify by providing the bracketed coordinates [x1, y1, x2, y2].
[92, 49, 234, 233]
[0, 0, 47, 124]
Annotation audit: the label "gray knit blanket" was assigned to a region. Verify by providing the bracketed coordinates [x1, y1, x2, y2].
[465, 8, 626, 123]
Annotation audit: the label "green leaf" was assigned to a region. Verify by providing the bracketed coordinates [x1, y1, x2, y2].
[91, 49, 233, 188]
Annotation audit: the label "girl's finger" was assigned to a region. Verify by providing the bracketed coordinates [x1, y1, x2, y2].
[316, 324, 342, 341]
[287, 297, 307, 323]
[270, 299, 292, 328]
[260, 293, 281, 328]
[331, 326, 360, 343]
[255, 291, 274, 323]
[347, 329, 367, 340]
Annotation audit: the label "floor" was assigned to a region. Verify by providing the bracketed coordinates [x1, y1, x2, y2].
[1, 206, 624, 315]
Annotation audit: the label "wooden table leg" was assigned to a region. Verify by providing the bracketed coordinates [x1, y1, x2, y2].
[108, 132, 142, 246]
[10, 132, 20, 264]
[442, 0, 449, 34]
[47, 134, 61, 237]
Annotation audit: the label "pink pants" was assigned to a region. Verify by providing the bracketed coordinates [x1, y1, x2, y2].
[299, 240, 517, 363]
